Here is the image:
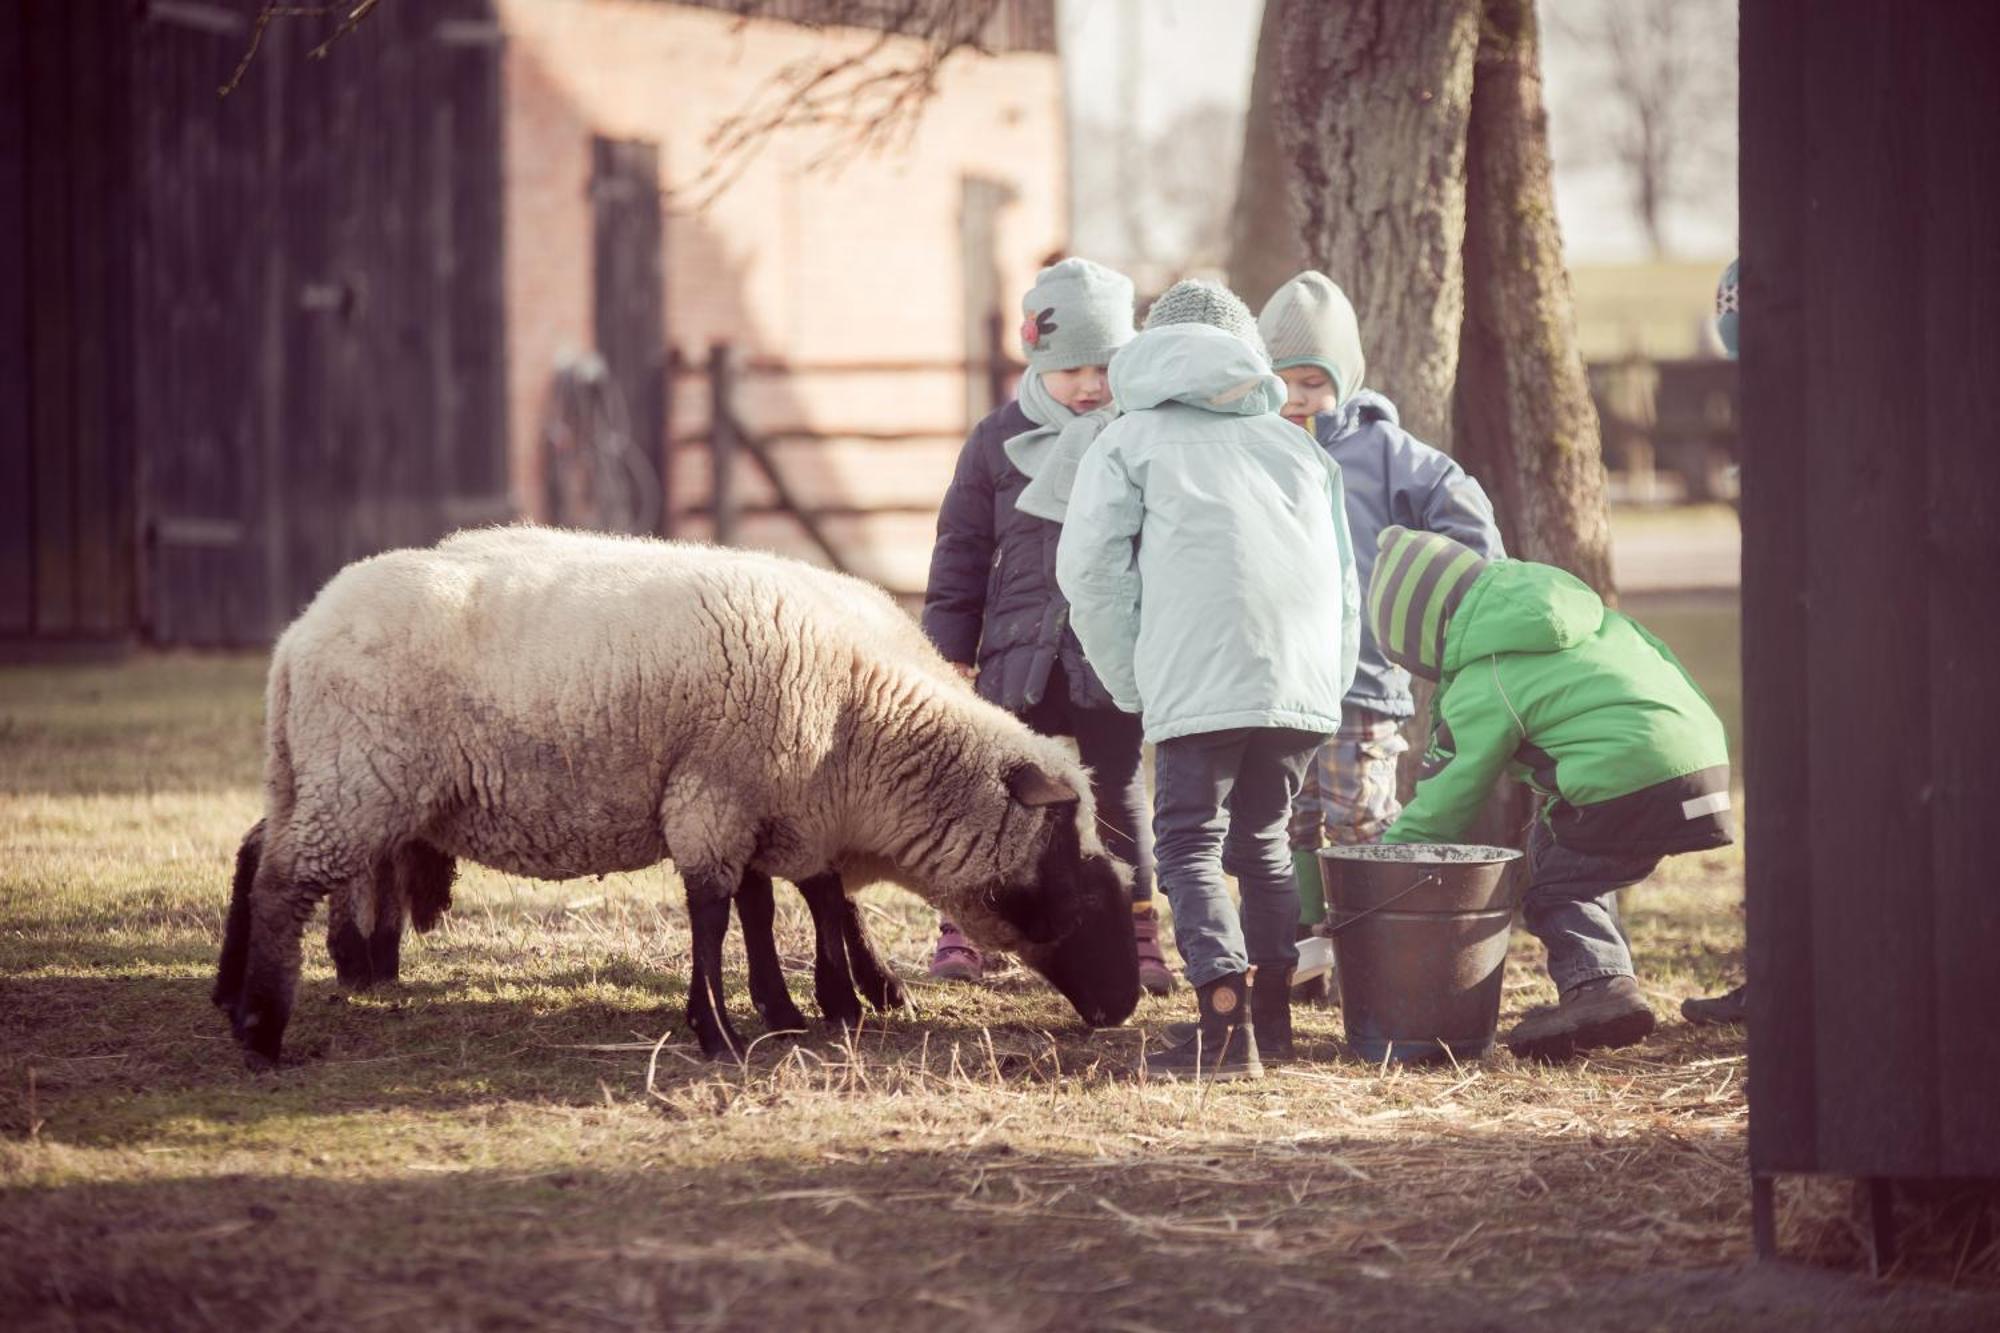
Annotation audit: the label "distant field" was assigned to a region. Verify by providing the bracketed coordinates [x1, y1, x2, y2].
[1572, 259, 1733, 361]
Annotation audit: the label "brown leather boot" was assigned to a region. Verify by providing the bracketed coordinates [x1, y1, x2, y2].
[1504, 975, 1656, 1061]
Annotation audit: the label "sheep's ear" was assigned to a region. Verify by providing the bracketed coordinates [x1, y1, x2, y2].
[1007, 763, 1078, 808]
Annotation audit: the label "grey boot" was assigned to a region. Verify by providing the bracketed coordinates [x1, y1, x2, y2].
[1144, 972, 1262, 1081]
[1505, 975, 1656, 1061]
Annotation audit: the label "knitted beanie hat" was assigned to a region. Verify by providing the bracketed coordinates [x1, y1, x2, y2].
[1258, 270, 1367, 404]
[1715, 257, 1740, 360]
[1141, 278, 1269, 360]
[1368, 526, 1490, 681]
[1020, 258, 1136, 373]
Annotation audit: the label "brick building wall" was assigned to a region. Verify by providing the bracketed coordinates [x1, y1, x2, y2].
[497, 0, 1067, 592]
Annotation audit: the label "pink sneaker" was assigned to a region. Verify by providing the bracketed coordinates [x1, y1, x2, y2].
[927, 919, 984, 983]
[1133, 904, 1176, 996]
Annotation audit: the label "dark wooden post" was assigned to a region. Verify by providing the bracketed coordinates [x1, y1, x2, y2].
[708, 341, 737, 547]
[986, 308, 1011, 415]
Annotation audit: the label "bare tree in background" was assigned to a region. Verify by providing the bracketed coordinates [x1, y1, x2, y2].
[1226, 0, 1309, 309]
[1455, 0, 1614, 589]
[221, 0, 1027, 209]
[1274, 0, 1481, 450]
[1544, 0, 1737, 258]
[1276, 0, 1612, 820]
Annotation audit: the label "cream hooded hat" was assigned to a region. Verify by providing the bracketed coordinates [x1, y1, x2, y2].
[1257, 271, 1367, 406]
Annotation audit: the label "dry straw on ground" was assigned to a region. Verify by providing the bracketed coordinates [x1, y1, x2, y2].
[2, 656, 1994, 1331]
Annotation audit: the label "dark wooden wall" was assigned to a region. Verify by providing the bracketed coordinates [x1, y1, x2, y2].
[1, 0, 138, 647]
[1742, 0, 2000, 1181]
[3, 0, 509, 649]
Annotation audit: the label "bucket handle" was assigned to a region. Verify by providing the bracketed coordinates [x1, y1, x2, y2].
[1318, 872, 1442, 937]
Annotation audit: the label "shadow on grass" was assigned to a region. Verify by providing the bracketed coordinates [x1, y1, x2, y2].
[0, 944, 1145, 1146]
[4, 1141, 1997, 1332]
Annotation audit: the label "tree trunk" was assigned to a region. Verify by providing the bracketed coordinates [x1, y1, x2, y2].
[1453, 0, 1616, 595]
[1226, 0, 1310, 310]
[1274, 0, 1482, 449]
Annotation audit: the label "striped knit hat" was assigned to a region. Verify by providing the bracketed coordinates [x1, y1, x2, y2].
[1368, 526, 1490, 680]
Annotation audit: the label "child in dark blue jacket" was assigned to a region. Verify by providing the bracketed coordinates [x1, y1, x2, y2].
[1256, 273, 1507, 963]
[920, 258, 1171, 995]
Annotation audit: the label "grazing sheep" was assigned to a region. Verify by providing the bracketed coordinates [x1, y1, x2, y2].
[211, 527, 1140, 1065]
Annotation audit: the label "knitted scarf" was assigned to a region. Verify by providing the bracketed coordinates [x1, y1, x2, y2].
[1002, 371, 1119, 523]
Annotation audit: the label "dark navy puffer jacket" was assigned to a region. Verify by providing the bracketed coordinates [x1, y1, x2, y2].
[921, 400, 1115, 714]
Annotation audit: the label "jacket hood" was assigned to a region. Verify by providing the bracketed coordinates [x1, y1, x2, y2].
[1445, 561, 1605, 673]
[1108, 324, 1287, 417]
[1258, 270, 1368, 406]
[1369, 527, 1605, 678]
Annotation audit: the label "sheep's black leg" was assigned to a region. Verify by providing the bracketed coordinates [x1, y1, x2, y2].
[795, 873, 864, 1031]
[829, 881, 906, 1012]
[736, 869, 808, 1034]
[235, 857, 343, 1070]
[401, 840, 456, 933]
[684, 877, 747, 1059]
[212, 820, 266, 1014]
[326, 867, 379, 989]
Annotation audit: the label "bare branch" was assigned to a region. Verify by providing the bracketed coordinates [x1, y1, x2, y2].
[219, 0, 383, 99]
[683, 0, 1010, 208]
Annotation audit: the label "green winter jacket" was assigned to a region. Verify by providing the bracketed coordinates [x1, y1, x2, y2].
[1055, 323, 1360, 744]
[1373, 529, 1734, 855]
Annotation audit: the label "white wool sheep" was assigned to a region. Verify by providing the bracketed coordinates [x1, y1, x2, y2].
[212, 527, 1140, 1064]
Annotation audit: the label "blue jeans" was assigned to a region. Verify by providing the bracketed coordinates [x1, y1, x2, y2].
[1524, 817, 1660, 995]
[1152, 727, 1326, 988]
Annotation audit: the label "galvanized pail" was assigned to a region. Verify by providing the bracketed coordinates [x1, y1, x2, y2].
[1318, 843, 1524, 1064]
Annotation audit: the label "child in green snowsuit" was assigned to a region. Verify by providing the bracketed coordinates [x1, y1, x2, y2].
[1371, 527, 1735, 1060]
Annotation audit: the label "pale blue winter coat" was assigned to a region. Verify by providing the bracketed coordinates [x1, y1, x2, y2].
[1056, 323, 1360, 744]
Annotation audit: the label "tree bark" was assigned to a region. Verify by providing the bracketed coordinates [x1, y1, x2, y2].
[1453, 0, 1616, 595]
[1226, 0, 1310, 310]
[1274, 0, 1482, 449]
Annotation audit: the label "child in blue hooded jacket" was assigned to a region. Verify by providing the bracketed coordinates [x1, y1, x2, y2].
[1256, 272, 1506, 969]
[1058, 280, 1360, 1080]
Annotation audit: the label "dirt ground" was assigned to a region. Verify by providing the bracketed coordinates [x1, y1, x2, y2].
[2, 656, 1995, 1332]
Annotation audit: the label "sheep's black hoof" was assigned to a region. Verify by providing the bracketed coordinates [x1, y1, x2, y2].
[330, 919, 404, 990]
[231, 990, 290, 1069]
[814, 984, 864, 1033]
[755, 997, 810, 1034]
[859, 971, 907, 1012]
[328, 921, 375, 989]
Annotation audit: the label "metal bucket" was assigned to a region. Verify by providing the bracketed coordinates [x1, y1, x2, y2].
[1318, 843, 1524, 1064]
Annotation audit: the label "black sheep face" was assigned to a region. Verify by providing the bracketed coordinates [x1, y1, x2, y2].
[992, 811, 1140, 1029]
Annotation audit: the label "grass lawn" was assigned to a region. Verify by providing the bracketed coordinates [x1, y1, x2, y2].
[2, 657, 1994, 1330]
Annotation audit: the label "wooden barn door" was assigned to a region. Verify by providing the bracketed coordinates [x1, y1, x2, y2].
[1, 0, 139, 649]
[133, 0, 273, 646]
[273, 3, 511, 620]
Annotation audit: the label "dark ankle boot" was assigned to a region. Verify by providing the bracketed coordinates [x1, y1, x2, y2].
[1144, 972, 1261, 1081]
[1251, 964, 1295, 1061]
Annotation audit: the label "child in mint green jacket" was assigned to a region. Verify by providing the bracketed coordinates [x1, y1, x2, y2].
[1371, 526, 1734, 1060]
[1058, 279, 1359, 1080]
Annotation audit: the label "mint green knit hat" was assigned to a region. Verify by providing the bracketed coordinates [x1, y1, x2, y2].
[1020, 258, 1136, 373]
[1368, 526, 1490, 680]
[1142, 278, 1269, 360]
